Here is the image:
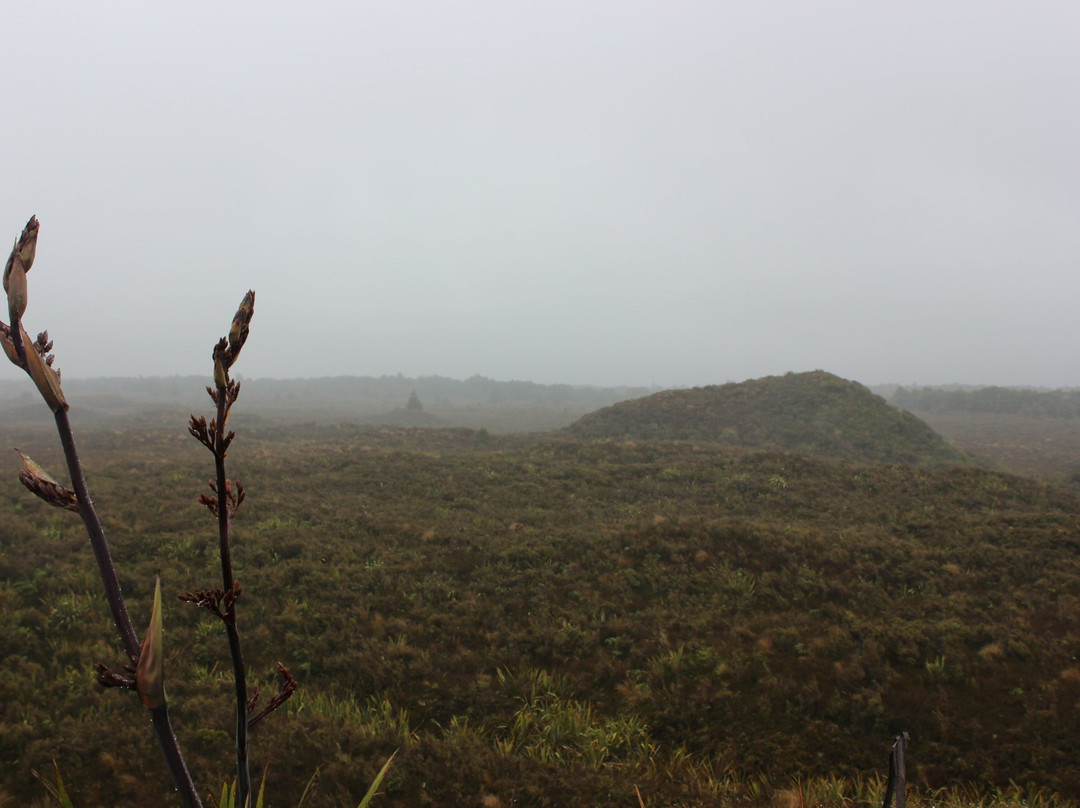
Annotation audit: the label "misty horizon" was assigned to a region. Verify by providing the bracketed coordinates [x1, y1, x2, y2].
[4, 3, 1078, 390]
[1, 368, 1074, 399]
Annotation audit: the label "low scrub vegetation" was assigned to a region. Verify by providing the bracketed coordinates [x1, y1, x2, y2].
[892, 385, 1080, 419]
[2, 419, 1078, 804]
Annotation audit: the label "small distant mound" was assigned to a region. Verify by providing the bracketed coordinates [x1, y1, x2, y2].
[568, 370, 967, 467]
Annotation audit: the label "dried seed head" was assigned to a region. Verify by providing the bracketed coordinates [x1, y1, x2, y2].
[136, 578, 166, 709]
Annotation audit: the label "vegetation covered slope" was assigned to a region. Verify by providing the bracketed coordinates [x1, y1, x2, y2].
[568, 370, 967, 467]
[914, 411, 1080, 484]
[1, 423, 1078, 805]
[891, 385, 1080, 418]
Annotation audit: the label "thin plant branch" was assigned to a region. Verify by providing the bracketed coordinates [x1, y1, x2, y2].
[188, 291, 261, 807]
[1, 216, 204, 808]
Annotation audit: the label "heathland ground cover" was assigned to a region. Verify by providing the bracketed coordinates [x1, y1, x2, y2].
[2, 388, 1079, 805]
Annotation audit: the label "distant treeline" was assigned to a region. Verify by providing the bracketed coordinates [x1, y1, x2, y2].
[0, 373, 654, 409]
[0, 373, 658, 432]
[0, 373, 654, 408]
[241, 373, 656, 410]
[891, 385, 1080, 418]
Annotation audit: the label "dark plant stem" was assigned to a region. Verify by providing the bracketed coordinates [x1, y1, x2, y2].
[152, 706, 203, 808]
[54, 409, 138, 657]
[55, 408, 204, 808]
[215, 391, 251, 806]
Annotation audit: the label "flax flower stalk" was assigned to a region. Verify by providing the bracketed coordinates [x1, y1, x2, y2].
[3, 217, 203, 808]
[191, 290, 257, 806]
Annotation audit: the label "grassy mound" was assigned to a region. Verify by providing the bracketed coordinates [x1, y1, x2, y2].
[568, 370, 967, 467]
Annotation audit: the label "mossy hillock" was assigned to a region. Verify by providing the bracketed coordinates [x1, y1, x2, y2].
[567, 370, 967, 467]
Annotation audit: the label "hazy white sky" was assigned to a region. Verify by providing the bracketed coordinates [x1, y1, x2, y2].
[3, 2, 1078, 388]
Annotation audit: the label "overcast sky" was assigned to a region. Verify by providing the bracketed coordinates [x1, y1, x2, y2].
[2, 2, 1078, 389]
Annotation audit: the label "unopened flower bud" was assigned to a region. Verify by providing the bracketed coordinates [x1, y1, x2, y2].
[136, 578, 166, 709]
[4, 216, 38, 297]
[2, 244, 13, 295]
[16, 216, 38, 273]
[17, 449, 60, 485]
[22, 326, 68, 412]
[16, 449, 78, 511]
[227, 290, 255, 367]
[213, 348, 228, 390]
[0, 327, 18, 367]
[6, 253, 27, 323]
